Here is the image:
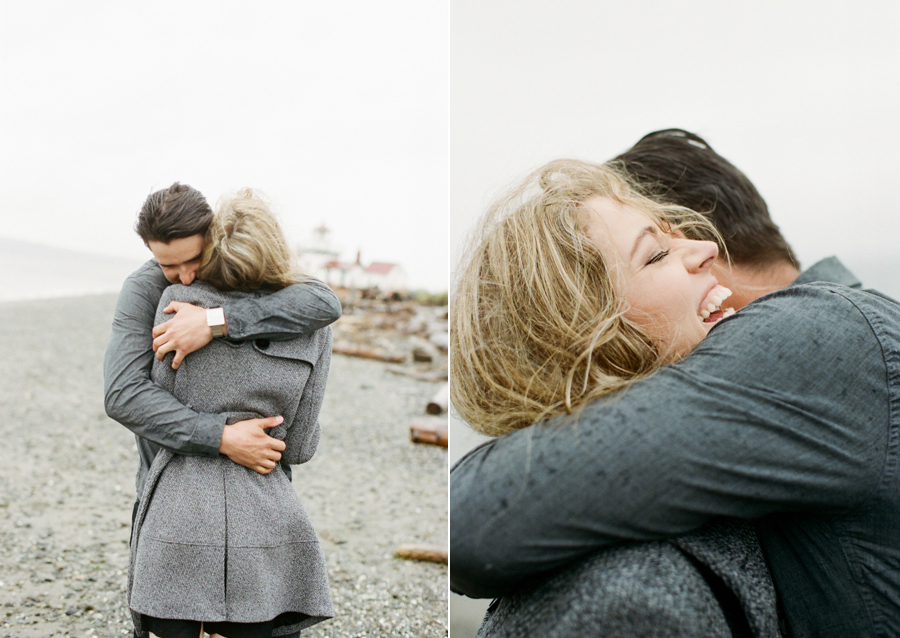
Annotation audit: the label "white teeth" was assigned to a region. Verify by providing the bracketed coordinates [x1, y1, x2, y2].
[722, 308, 736, 318]
[699, 286, 735, 321]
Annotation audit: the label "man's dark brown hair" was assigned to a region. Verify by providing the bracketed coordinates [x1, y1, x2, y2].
[612, 129, 798, 269]
[134, 182, 214, 245]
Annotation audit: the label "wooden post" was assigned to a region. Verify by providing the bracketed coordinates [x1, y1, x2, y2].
[425, 383, 448, 415]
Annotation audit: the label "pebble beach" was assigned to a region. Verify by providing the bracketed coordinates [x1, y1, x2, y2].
[0, 293, 448, 637]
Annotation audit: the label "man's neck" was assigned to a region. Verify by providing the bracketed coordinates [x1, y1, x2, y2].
[711, 260, 801, 310]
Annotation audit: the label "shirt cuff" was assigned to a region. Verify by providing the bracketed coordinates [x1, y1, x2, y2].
[190, 412, 228, 456]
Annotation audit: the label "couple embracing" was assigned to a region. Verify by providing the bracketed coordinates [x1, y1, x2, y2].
[451, 130, 900, 637]
[105, 184, 339, 638]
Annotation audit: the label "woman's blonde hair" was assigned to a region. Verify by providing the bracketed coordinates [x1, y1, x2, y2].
[451, 159, 722, 437]
[199, 188, 302, 292]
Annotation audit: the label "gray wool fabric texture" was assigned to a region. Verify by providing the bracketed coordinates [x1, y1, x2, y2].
[127, 282, 334, 636]
[477, 518, 780, 638]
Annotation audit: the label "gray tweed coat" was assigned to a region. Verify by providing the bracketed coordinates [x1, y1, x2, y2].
[128, 282, 334, 637]
[476, 518, 781, 638]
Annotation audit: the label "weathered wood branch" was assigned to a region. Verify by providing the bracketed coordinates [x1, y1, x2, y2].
[332, 344, 406, 363]
[395, 545, 448, 564]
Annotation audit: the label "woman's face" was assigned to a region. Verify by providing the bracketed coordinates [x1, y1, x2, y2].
[581, 196, 734, 357]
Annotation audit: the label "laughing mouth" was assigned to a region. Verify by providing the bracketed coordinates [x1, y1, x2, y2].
[699, 285, 736, 323]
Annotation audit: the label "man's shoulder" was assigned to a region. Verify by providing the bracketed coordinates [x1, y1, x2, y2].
[113, 259, 169, 317]
[682, 281, 898, 391]
[750, 279, 875, 308]
[121, 259, 169, 292]
[711, 281, 894, 346]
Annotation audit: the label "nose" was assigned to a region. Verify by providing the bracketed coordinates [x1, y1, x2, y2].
[179, 267, 196, 285]
[681, 238, 718, 273]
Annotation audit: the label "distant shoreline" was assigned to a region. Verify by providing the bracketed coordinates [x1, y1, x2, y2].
[0, 288, 120, 304]
[0, 236, 142, 304]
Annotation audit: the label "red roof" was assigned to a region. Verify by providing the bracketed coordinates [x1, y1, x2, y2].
[324, 261, 357, 271]
[364, 262, 398, 274]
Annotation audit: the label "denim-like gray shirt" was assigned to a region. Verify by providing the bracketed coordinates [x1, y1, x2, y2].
[103, 259, 341, 497]
[450, 258, 900, 638]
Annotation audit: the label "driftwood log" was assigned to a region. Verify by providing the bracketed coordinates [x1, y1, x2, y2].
[425, 383, 448, 415]
[386, 366, 448, 382]
[332, 343, 406, 363]
[395, 545, 448, 564]
[409, 416, 448, 447]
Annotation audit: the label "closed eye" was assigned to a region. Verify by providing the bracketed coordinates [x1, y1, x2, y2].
[646, 249, 670, 265]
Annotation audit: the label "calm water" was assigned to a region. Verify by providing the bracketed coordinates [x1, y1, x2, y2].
[0, 237, 143, 302]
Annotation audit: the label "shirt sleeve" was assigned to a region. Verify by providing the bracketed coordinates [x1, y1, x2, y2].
[223, 278, 341, 340]
[449, 284, 890, 598]
[103, 262, 225, 456]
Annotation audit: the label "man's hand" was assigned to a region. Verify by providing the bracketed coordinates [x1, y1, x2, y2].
[219, 416, 287, 474]
[152, 302, 220, 370]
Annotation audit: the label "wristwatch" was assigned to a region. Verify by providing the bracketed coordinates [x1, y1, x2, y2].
[206, 307, 226, 338]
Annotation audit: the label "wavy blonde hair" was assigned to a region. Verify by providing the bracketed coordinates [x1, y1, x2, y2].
[451, 159, 722, 437]
[199, 188, 302, 292]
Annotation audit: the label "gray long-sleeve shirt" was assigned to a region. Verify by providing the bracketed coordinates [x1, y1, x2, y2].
[103, 259, 341, 496]
[450, 258, 900, 638]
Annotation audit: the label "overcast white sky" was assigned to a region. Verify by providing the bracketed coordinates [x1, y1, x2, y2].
[451, 0, 900, 300]
[0, 1, 448, 291]
[2, 2, 898, 298]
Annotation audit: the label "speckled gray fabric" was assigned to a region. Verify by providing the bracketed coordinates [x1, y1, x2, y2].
[670, 519, 780, 638]
[128, 282, 334, 637]
[477, 519, 780, 638]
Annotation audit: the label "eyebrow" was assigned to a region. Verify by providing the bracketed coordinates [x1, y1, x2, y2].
[159, 252, 203, 268]
[629, 225, 657, 261]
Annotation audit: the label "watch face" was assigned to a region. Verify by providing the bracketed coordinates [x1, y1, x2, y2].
[207, 307, 226, 336]
[207, 307, 225, 324]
